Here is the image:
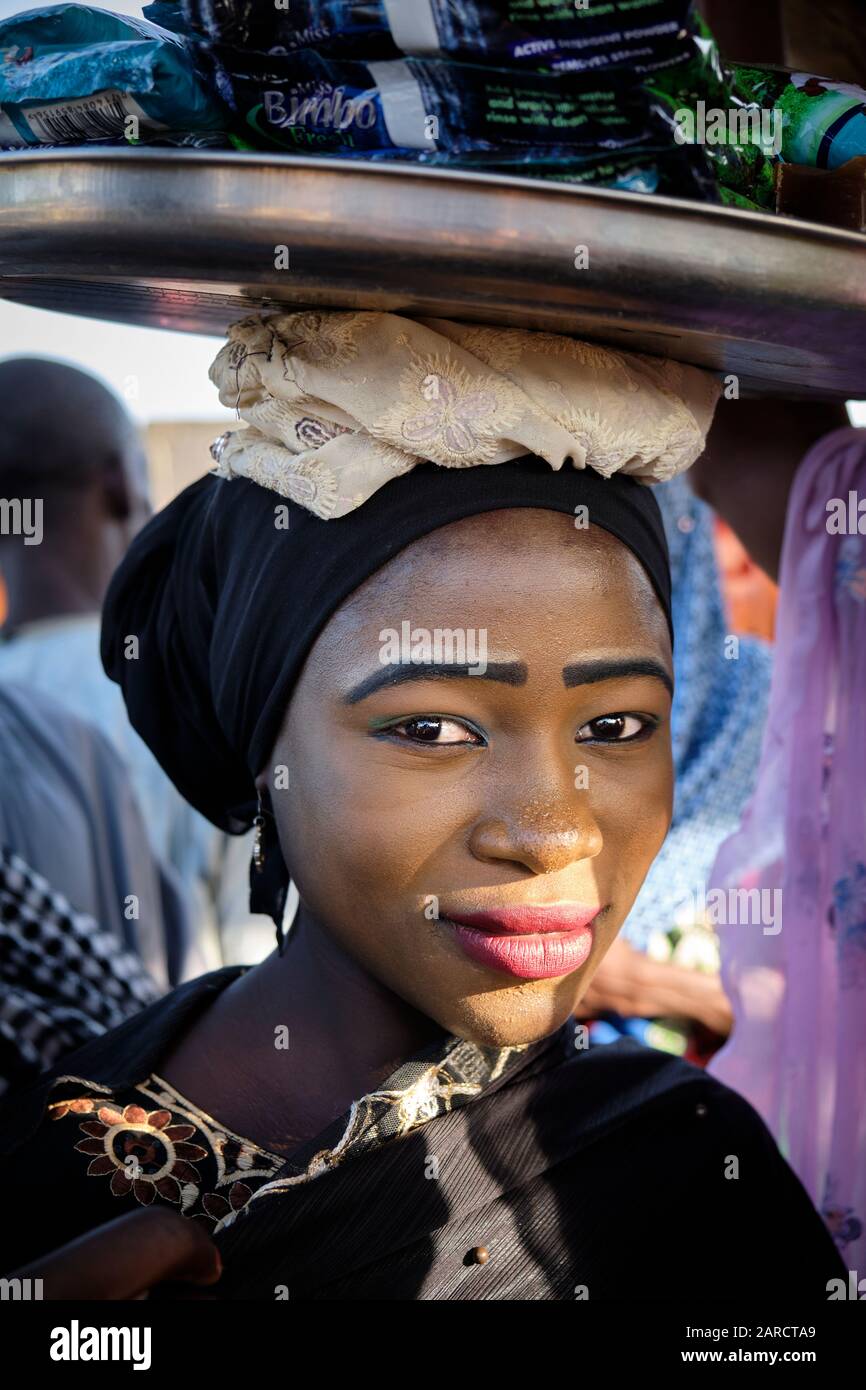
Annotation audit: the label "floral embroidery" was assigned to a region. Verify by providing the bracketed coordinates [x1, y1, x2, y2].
[368, 436, 419, 477]
[554, 408, 645, 476]
[212, 1032, 535, 1234]
[215, 317, 283, 410]
[266, 310, 378, 368]
[202, 1182, 254, 1225]
[208, 310, 719, 517]
[373, 348, 525, 465]
[294, 415, 353, 450]
[50, 1097, 101, 1122]
[453, 323, 636, 385]
[70, 1103, 208, 1208]
[218, 431, 341, 518]
[43, 1023, 547, 1241]
[49, 1075, 284, 1225]
[403, 377, 499, 454]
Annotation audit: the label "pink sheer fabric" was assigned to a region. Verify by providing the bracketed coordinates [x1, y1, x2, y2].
[708, 427, 866, 1275]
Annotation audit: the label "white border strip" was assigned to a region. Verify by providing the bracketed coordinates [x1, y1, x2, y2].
[383, 0, 442, 55]
[367, 59, 437, 150]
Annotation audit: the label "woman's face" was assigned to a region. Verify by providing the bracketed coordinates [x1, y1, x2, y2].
[266, 508, 674, 1048]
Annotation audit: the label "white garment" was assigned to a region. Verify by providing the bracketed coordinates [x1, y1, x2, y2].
[0, 615, 271, 971]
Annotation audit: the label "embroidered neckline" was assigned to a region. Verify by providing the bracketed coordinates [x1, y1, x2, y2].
[210, 1030, 547, 1234]
[44, 1018, 573, 1235]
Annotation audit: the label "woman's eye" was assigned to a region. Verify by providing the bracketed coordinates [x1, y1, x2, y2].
[576, 713, 652, 744]
[378, 716, 484, 746]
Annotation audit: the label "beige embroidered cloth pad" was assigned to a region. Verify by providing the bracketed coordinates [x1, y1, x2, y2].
[209, 310, 722, 519]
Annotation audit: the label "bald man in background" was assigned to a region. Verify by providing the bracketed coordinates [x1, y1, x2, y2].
[0, 357, 267, 976]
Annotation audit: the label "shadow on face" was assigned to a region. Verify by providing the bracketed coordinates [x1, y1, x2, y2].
[267, 508, 674, 1048]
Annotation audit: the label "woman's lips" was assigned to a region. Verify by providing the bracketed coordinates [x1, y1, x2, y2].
[441, 905, 600, 981]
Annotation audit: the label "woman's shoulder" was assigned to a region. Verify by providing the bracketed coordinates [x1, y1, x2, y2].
[534, 1037, 846, 1296]
[0, 1065, 284, 1275]
[539, 1032, 805, 1167]
[0, 967, 246, 1160]
[0, 964, 270, 1276]
[1, 973, 246, 1145]
[556, 1033, 747, 1120]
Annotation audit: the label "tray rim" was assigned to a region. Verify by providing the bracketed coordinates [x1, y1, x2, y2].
[1, 145, 865, 255]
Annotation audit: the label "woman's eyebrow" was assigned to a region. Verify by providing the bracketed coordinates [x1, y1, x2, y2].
[562, 657, 673, 697]
[343, 661, 528, 704]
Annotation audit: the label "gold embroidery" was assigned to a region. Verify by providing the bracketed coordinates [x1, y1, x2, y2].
[50, 1076, 283, 1224]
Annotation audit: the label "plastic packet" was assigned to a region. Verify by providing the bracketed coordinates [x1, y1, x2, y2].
[644, 16, 778, 209]
[199, 43, 716, 177]
[507, 145, 719, 200]
[143, 0, 698, 77]
[0, 2, 226, 147]
[732, 67, 866, 172]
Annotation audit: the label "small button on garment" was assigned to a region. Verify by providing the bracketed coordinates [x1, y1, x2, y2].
[470, 1246, 490, 1265]
[695, 1103, 708, 1117]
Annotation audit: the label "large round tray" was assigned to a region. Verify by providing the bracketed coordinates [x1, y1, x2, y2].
[1, 148, 864, 398]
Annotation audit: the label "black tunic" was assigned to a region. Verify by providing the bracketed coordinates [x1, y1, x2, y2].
[0, 966, 846, 1300]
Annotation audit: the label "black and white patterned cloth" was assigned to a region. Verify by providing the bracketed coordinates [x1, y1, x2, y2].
[0, 847, 162, 1097]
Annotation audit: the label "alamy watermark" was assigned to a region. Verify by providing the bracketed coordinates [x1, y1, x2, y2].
[685, 885, 782, 936]
[49, 1321, 151, 1370]
[0, 497, 42, 545]
[673, 101, 783, 156]
[826, 491, 866, 534]
[379, 621, 488, 675]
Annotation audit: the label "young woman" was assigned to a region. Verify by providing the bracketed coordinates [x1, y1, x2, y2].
[0, 313, 845, 1300]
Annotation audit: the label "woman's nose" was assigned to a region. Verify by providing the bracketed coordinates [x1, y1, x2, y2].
[467, 795, 603, 876]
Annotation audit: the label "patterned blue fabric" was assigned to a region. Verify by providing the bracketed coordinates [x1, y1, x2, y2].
[621, 476, 774, 949]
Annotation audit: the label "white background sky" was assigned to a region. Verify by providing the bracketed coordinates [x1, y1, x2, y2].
[0, 0, 864, 424]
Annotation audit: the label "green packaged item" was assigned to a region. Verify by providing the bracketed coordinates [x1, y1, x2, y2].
[0, 3, 226, 147]
[645, 17, 778, 208]
[732, 67, 866, 172]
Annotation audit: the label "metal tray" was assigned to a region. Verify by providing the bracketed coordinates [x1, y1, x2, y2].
[1, 147, 865, 398]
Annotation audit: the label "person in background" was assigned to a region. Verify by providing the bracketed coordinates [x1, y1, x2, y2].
[713, 518, 778, 641]
[0, 357, 265, 972]
[0, 681, 189, 989]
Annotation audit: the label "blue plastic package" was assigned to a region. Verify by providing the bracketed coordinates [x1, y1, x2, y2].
[194, 43, 717, 199]
[0, 3, 225, 147]
[144, 0, 696, 77]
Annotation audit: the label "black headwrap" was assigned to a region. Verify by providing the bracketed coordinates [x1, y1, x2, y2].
[101, 457, 671, 923]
